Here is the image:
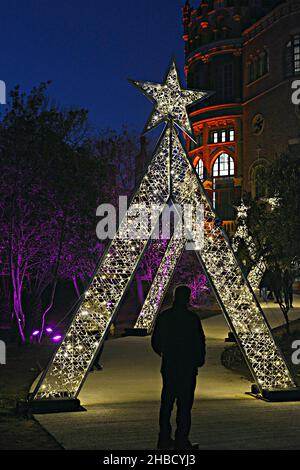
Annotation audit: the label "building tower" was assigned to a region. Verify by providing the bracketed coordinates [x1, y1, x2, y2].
[182, 0, 295, 233]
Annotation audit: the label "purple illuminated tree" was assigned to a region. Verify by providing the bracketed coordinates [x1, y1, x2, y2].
[0, 83, 138, 342]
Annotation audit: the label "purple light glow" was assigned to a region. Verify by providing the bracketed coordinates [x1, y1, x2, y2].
[46, 327, 53, 333]
[52, 335, 62, 343]
[32, 330, 40, 336]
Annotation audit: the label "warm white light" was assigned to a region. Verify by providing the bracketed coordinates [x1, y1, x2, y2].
[32, 63, 295, 401]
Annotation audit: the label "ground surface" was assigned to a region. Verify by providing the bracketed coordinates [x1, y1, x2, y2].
[0, 342, 55, 407]
[34, 296, 300, 450]
[0, 341, 62, 450]
[0, 411, 62, 450]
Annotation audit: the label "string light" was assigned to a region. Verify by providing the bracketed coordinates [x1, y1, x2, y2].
[232, 201, 266, 290]
[32, 62, 295, 401]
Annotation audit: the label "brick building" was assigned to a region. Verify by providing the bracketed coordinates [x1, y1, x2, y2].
[183, 0, 300, 231]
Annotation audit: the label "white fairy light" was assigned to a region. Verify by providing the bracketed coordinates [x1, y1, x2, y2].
[32, 62, 295, 401]
[232, 201, 266, 290]
[130, 61, 211, 137]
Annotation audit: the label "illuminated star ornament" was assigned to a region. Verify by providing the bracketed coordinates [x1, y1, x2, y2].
[130, 61, 212, 137]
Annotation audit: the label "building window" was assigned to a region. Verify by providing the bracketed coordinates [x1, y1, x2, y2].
[223, 64, 233, 100]
[286, 34, 300, 77]
[213, 153, 235, 220]
[195, 159, 204, 180]
[213, 153, 235, 177]
[209, 129, 235, 144]
[252, 165, 267, 199]
[213, 63, 234, 103]
[248, 50, 269, 83]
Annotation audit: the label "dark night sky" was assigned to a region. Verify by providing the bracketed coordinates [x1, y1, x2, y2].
[0, 0, 188, 133]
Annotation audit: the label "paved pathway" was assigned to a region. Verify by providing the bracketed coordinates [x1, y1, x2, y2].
[36, 296, 300, 450]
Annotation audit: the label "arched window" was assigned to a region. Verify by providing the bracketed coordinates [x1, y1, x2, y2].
[252, 165, 267, 199]
[248, 50, 269, 84]
[285, 34, 300, 77]
[213, 153, 235, 177]
[212, 153, 235, 220]
[195, 159, 204, 180]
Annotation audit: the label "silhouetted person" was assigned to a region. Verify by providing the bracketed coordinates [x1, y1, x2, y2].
[283, 269, 294, 309]
[271, 266, 283, 304]
[151, 285, 206, 450]
[259, 270, 271, 303]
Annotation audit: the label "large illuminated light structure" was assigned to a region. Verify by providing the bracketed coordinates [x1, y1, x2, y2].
[232, 201, 266, 290]
[31, 61, 297, 406]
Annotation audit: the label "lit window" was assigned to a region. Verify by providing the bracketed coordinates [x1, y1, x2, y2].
[211, 129, 235, 145]
[286, 34, 300, 77]
[295, 35, 300, 73]
[196, 159, 204, 180]
[213, 153, 235, 177]
[212, 153, 235, 220]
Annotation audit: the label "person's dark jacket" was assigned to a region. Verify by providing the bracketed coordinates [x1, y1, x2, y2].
[151, 305, 206, 375]
[259, 270, 271, 290]
[283, 270, 294, 292]
[271, 269, 282, 292]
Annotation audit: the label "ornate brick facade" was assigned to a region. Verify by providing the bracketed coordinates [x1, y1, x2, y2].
[183, 0, 300, 226]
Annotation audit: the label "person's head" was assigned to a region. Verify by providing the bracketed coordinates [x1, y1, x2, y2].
[173, 285, 191, 307]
